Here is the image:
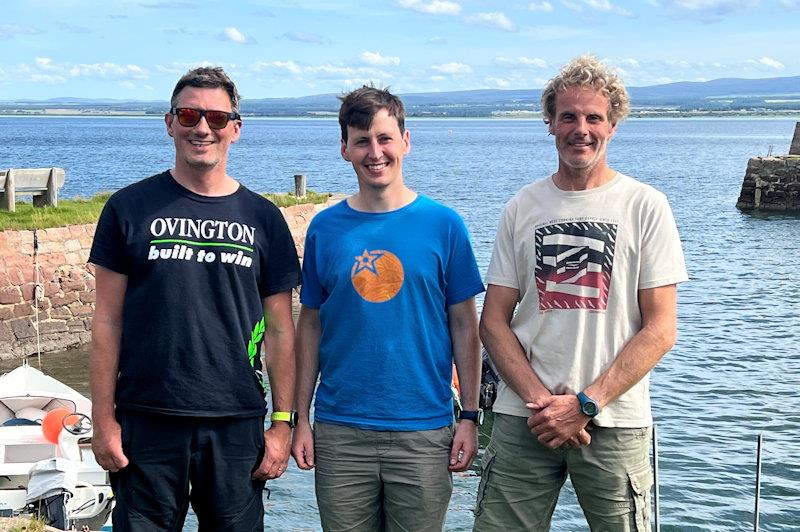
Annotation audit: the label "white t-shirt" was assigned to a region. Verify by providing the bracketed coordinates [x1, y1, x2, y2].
[486, 173, 688, 427]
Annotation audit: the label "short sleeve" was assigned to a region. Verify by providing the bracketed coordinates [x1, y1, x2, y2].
[444, 214, 485, 305]
[299, 226, 325, 309]
[260, 204, 302, 297]
[638, 193, 689, 289]
[89, 198, 129, 275]
[485, 199, 520, 290]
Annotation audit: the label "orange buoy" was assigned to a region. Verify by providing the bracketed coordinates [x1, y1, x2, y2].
[42, 408, 80, 444]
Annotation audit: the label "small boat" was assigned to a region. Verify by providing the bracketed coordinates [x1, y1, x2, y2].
[0, 360, 113, 530]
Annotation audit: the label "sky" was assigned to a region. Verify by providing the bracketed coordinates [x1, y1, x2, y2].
[1, 0, 799, 101]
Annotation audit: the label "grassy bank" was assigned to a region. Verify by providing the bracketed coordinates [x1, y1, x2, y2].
[0, 191, 332, 231]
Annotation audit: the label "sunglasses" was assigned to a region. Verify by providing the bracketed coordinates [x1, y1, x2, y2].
[170, 107, 241, 130]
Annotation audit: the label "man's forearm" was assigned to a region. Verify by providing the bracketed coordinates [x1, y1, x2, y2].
[263, 291, 296, 413]
[449, 298, 480, 410]
[90, 319, 122, 425]
[584, 285, 677, 408]
[480, 316, 551, 404]
[294, 306, 321, 423]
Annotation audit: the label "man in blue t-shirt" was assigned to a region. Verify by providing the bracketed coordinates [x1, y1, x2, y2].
[292, 86, 485, 531]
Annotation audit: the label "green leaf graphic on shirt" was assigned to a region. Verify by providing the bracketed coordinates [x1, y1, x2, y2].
[247, 317, 266, 366]
[247, 317, 267, 392]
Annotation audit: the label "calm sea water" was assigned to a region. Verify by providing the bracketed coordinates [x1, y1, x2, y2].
[1, 116, 799, 530]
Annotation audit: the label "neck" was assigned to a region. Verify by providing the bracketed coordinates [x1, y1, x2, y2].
[552, 163, 616, 191]
[170, 165, 238, 197]
[348, 183, 417, 213]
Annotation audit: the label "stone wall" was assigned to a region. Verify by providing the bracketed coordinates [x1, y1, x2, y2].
[0, 195, 343, 360]
[790, 122, 800, 156]
[736, 156, 800, 212]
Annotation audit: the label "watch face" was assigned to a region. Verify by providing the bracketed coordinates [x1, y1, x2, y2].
[290, 411, 298, 427]
[582, 403, 598, 416]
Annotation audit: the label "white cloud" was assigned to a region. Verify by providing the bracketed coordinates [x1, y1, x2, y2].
[750, 56, 785, 70]
[0, 24, 39, 39]
[561, 0, 583, 11]
[430, 75, 446, 81]
[359, 51, 401, 67]
[466, 12, 517, 31]
[585, 0, 634, 16]
[657, 0, 759, 21]
[431, 62, 472, 74]
[779, 0, 800, 8]
[119, 81, 136, 89]
[281, 31, 325, 44]
[495, 56, 548, 68]
[485, 77, 511, 88]
[5, 59, 150, 86]
[529, 1, 554, 10]
[220, 27, 252, 44]
[396, 0, 462, 15]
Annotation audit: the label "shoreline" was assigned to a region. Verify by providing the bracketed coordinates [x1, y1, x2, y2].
[1, 111, 800, 120]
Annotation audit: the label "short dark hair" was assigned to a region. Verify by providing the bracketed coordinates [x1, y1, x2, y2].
[338, 85, 405, 142]
[170, 67, 240, 112]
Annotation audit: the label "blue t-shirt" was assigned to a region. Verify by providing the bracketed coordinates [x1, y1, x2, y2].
[301, 195, 484, 431]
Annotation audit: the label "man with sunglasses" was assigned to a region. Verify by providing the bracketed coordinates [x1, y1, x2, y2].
[89, 67, 300, 531]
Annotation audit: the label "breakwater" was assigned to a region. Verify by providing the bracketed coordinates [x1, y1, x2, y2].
[0, 196, 342, 360]
[736, 121, 800, 212]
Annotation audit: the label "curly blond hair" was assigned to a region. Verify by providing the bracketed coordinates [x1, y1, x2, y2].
[541, 55, 630, 124]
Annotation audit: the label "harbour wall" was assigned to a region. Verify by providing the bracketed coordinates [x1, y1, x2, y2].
[0, 196, 342, 360]
[735, 156, 800, 212]
[736, 122, 800, 212]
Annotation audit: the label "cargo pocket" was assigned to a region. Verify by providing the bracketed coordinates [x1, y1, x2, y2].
[627, 463, 654, 532]
[473, 446, 497, 518]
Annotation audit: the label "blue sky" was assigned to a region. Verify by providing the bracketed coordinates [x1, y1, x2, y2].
[1, 0, 798, 101]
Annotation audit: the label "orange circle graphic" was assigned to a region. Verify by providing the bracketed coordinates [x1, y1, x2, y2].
[351, 249, 404, 303]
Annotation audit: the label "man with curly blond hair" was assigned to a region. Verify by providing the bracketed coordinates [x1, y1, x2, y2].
[473, 55, 688, 531]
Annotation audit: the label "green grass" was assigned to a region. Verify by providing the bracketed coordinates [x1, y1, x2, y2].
[0, 193, 111, 231]
[0, 190, 332, 231]
[263, 189, 332, 208]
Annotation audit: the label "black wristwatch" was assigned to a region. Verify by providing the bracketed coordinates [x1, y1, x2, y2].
[576, 392, 599, 418]
[458, 409, 484, 426]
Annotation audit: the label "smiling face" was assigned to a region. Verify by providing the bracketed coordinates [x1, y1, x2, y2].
[165, 86, 241, 174]
[341, 108, 410, 193]
[549, 86, 617, 180]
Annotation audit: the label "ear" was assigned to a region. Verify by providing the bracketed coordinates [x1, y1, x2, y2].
[547, 119, 555, 136]
[402, 129, 411, 154]
[340, 139, 351, 162]
[230, 119, 242, 144]
[609, 120, 618, 138]
[165, 113, 174, 137]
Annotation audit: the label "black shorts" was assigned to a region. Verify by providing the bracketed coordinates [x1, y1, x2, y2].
[110, 411, 266, 532]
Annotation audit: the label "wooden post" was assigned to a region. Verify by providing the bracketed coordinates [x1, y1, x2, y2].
[1, 169, 16, 212]
[294, 174, 307, 198]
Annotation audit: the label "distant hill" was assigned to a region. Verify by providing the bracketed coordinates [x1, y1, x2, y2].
[2, 75, 799, 117]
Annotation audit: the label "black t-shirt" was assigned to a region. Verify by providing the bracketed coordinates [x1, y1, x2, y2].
[89, 171, 301, 417]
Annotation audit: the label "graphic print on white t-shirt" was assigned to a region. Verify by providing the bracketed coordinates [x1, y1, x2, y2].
[535, 220, 617, 311]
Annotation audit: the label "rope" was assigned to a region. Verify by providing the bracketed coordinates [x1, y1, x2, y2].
[33, 229, 41, 369]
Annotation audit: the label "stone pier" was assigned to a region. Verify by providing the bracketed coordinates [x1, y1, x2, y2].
[736, 122, 800, 212]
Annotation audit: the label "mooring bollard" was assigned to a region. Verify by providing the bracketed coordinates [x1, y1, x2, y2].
[294, 174, 307, 198]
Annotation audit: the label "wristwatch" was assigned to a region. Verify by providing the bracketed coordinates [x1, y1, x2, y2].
[271, 411, 298, 428]
[458, 409, 484, 426]
[576, 392, 599, 418]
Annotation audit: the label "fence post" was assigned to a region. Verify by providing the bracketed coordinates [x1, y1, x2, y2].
[294, 174, 307, 198]
[1, 169, 16, 212]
